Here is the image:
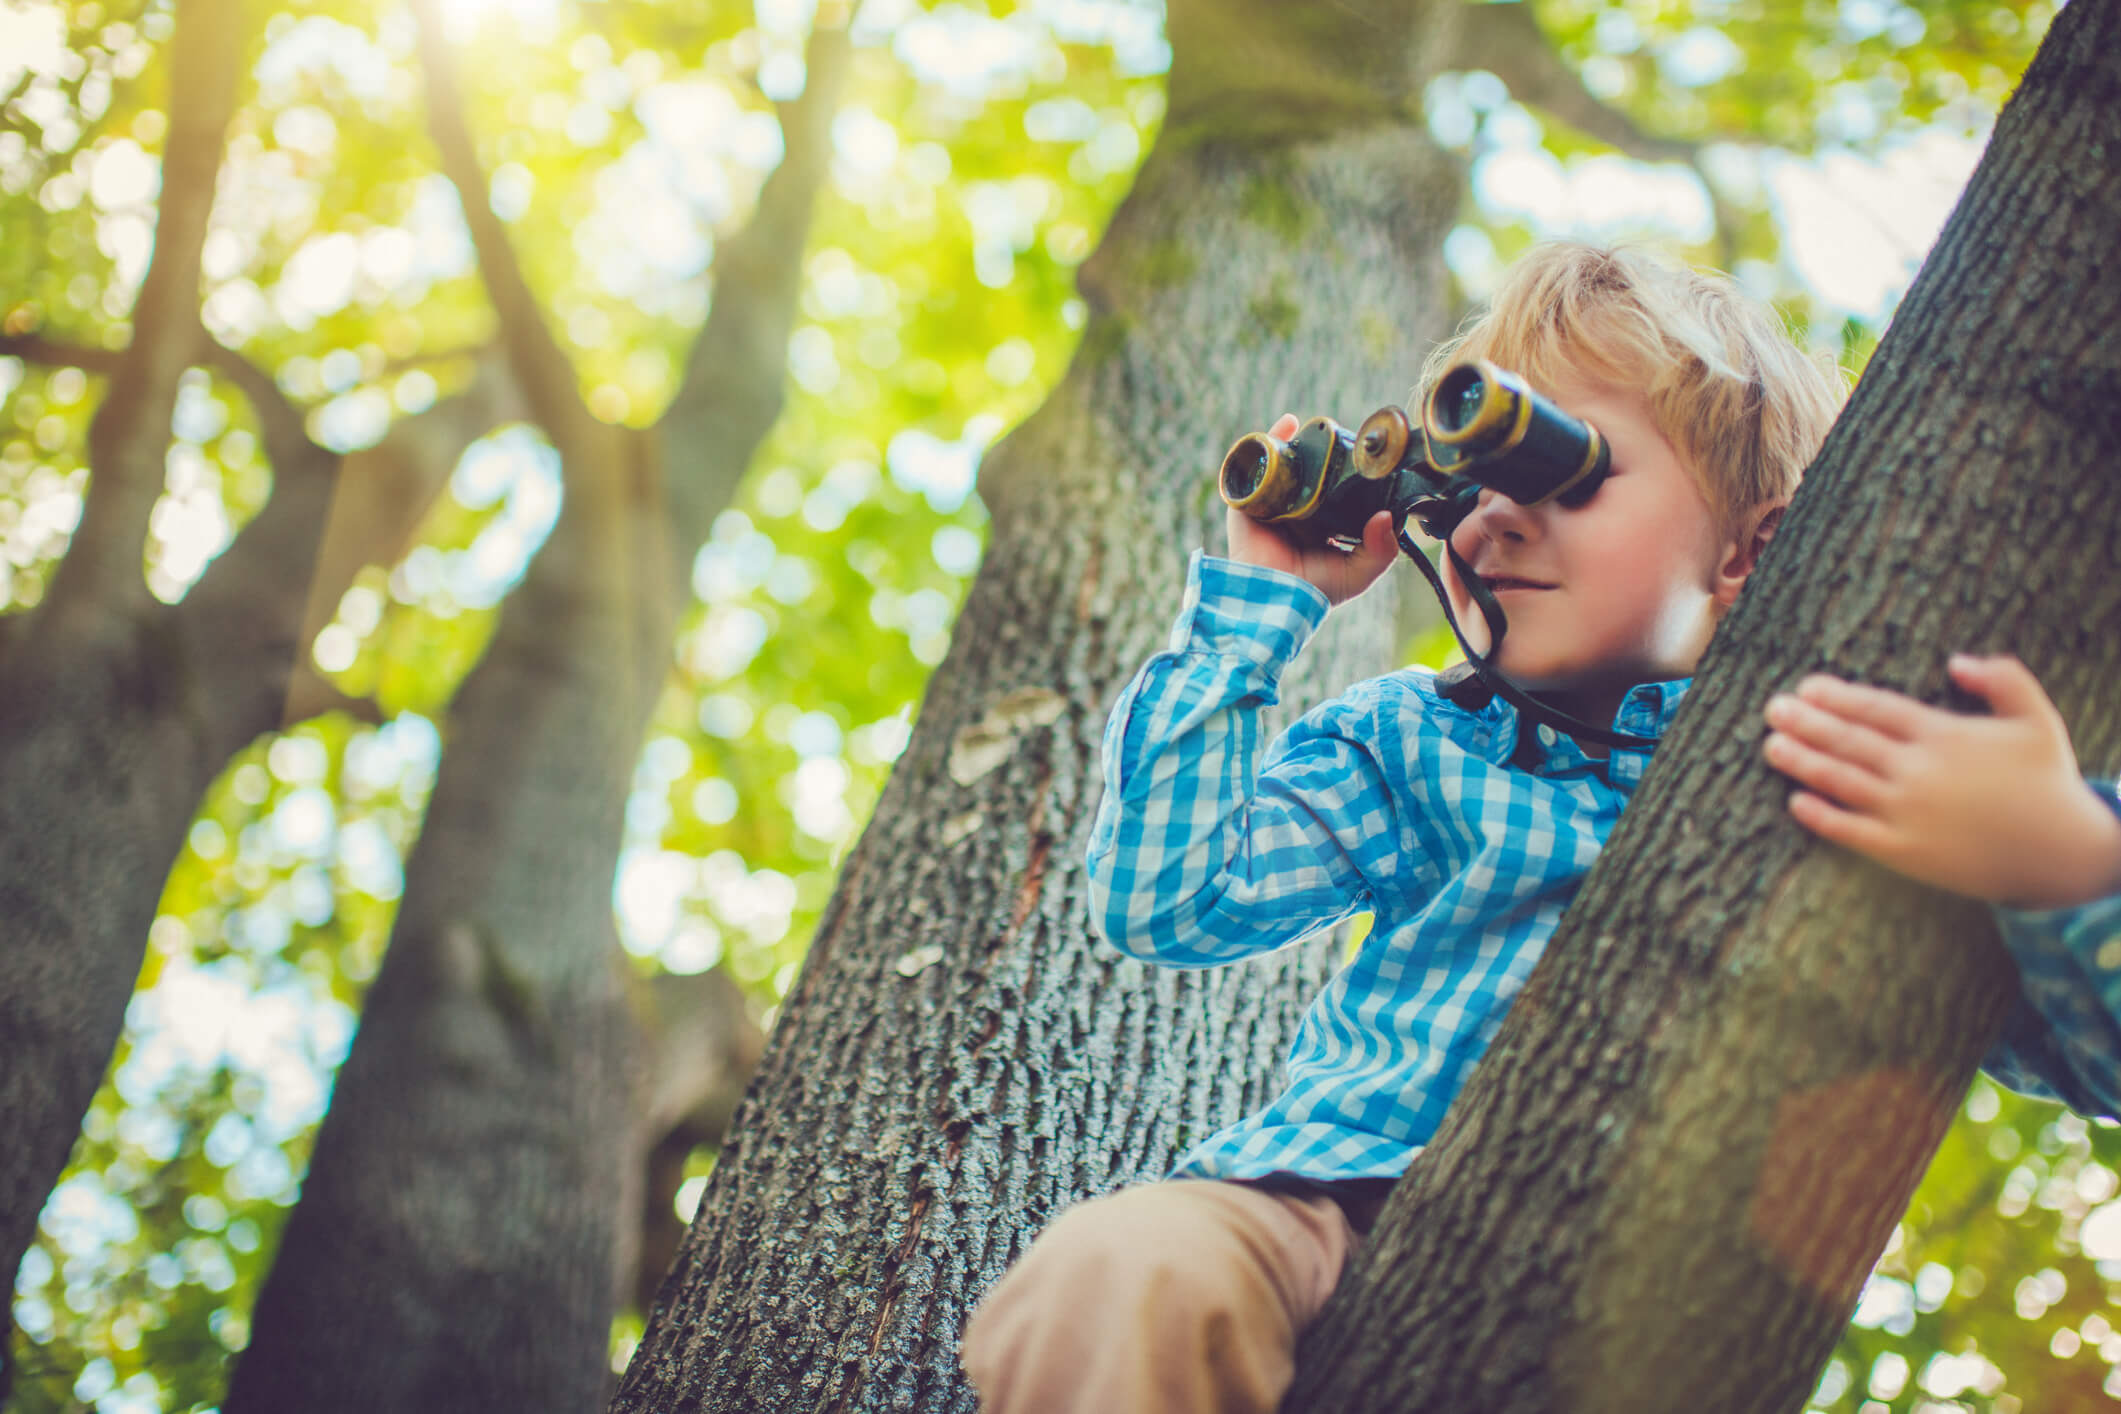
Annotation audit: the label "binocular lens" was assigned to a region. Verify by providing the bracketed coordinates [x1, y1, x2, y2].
[1433, 366, 1487, 435]
[1222, 442, 1269, 502]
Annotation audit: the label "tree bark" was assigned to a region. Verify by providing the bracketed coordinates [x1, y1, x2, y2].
[220, 410, 673, 1413]
[629, 970, 767, 1321]
[1284, 3, 2121, 1409]
[612, 1, 1475, 1407]
[222, 12, 847, 1410]
[0, 6, 551, 1311]
[0, 0, 317, 1291]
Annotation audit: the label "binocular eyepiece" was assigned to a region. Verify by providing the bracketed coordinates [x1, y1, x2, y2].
[1218, 359, 1610, 545]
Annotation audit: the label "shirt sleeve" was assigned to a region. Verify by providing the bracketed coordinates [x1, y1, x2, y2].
[1980, 779, 2121, 1118]
[1084, 550, 1408, 968]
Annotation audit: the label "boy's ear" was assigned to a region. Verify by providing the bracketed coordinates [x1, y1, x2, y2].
[1714, 502, 1786, 608]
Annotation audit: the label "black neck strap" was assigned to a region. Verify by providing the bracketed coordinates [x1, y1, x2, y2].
[1395, 519, 1660, 754]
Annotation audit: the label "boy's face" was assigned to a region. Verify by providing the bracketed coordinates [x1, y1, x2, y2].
[1439, 374, 1750, 724]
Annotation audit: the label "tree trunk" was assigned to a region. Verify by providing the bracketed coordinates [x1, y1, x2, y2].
[612, 1, 1477, 1407]
[0, 0, 307, 1292]
[1285, 3, 2121, 1409]
[222, 14, 846, 1410]
[219, 413, 674, 1413]
[0, 6, 534, 1301]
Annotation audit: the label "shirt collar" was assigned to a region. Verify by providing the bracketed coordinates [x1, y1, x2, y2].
[1440, 670, 1694, 773]
[1611, 677, 1693, 741]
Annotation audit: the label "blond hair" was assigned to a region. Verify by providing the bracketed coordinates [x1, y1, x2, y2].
[1418, 242, 1847, 539]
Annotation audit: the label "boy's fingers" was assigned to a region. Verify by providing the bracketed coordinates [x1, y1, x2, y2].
[1948, 653, 2051, 721]
[1226, 505, 1298, 568]
[1333, 516, 1400, 597]
[1763, 731, 1889, 810]
[1270, 413, 1300, 437]
[1363, 510, 1397, 559]
[1787, 789, 1896, 859]
[1763, 694, 1898, 774]
[1793, 674, 1928, 740]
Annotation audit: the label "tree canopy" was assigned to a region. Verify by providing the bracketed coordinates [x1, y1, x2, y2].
[2, 0, 2107, 1410]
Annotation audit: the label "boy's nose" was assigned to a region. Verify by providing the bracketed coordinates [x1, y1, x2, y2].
[1453, 486, 1539, 557]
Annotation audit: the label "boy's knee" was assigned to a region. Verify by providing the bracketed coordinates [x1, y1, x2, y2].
[1046, 1185, 1199, 1255]
[964, 1184, 1315, 1414]
[1021, 1185, 1234, 1288]
[966, 1184, 1265, 1352]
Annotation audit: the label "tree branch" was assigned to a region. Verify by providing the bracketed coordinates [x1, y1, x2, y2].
[1448, 2, 1746, 267]
[377, 340, 491, 379]
[408, 0, 591, 445]
[279, 665, 386, 728]
[198, 339, 313, 481]
[58, 0, 249, 613]
[0, 331, 126, 377]
[295, 348, 527, 636]
[1450, 1, 1695, 165]
[181, 350, 528, 753]
[2, 325, 522, 749]
[657, 9, 855, 554]
[175, 367, 344, 758]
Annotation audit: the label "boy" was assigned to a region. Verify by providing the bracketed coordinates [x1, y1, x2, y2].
[959, 242, 2121, 1414]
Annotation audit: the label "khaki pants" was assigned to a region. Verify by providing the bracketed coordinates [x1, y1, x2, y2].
[960, 1179, 1385, 1414]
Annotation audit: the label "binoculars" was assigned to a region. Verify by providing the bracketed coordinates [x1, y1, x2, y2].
[1218, 360, 1611, 545]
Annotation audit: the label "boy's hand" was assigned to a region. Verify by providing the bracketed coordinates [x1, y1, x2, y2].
[1761, 654, 2121, 910]
[1223, 413, 1399, 607]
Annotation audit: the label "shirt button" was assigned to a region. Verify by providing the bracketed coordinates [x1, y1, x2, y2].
[1537, 725, 1558, 747]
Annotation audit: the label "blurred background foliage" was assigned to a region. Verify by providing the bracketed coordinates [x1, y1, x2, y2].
[0, 0, 2100, 1409]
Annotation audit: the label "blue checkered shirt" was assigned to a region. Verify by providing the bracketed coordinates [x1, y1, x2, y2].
[1086, 552, 2121, 1184]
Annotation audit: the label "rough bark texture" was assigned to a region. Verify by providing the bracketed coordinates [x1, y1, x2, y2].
[0, 0, 287, 1290]
[1285, 3, 2121, 1410]
[219, 412, 671, 1412]
[0, 9, 534, 1298]
[221, 14, 846, 1411]
[612, 2, 1471, 1408]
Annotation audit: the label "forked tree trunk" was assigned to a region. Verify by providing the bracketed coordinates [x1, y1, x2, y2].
[0, 2, 537, 1303]
[612, 0, 1475, 1407]
[0, 0, 282, 1293]
[1286, 2, 2121, 1409]
[222, 14, 846, 1411]
[219, 413, 673, 1414]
